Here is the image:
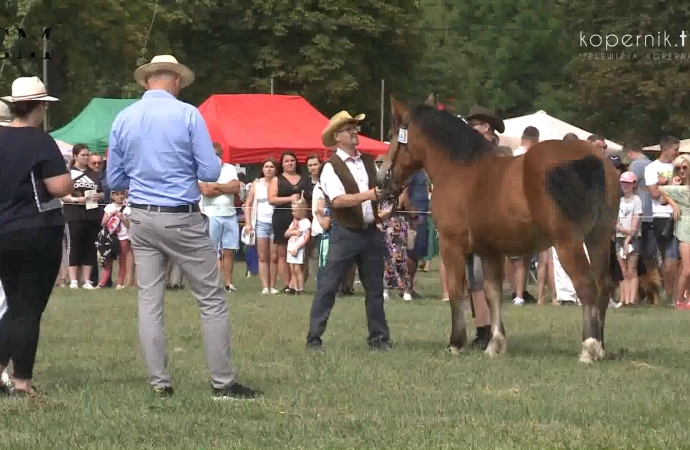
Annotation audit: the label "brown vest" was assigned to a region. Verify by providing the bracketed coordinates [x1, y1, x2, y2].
[326, 152, 378, 229]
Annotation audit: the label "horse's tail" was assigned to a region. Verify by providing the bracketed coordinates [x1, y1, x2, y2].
[545, 154, 607, 227]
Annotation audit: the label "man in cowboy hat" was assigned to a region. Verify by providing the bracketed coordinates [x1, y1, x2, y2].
[306, 111, 391, 351]
[107, 55, 260, 400]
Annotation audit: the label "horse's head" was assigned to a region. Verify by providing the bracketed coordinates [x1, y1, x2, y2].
[377, 95, 425, 194]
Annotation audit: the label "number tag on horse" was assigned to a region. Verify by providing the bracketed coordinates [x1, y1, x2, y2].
[398, 128, 408, 144]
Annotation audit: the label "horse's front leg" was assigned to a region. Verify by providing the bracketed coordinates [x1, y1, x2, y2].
[440, 239, 467, 354]
[481, 255, 507, 357]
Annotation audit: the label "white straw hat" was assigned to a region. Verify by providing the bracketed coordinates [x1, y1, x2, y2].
[134, 55, 195, 88]
[1, 77, 58, 103]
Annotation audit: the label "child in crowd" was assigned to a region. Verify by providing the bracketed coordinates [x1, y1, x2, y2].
[285, 198, 311, 294]
[314, 190, 332, 285]
[98, 190, 132, 289]
[615, 171, 642, 307]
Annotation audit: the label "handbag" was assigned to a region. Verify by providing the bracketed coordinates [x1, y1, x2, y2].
[407, 228, 417, 250]
[241, 180, 260, 246]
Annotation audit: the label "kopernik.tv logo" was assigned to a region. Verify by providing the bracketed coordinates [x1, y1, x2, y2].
[580, 31, 688, 51]
[579, 31, 690, 61]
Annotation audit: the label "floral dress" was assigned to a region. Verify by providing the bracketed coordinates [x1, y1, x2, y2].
[380, 197, 411, 293]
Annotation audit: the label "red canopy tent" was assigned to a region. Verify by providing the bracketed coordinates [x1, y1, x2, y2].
[198, 94, 388, 164]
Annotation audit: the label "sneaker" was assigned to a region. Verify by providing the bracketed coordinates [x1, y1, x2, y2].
[224, 284, 237, 293]
[615, 302, 624, 308]
[212, 383, 263, 400]
[383, 290, 389, 301]
[82, 281, 94, 290]
[261, 288, 270, 294]
[116, 285, 125, 290]
[403, 292, 412, 301]
[69, 280, 79, 289]
[152, 386, 174, 398]
[270, 288, 280, 294]
[512, 297, 525, 306]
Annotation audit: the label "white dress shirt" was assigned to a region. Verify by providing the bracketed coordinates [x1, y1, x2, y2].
[319, 148, 375, 224]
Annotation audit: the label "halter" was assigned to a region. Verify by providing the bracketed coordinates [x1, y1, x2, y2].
[378, 123, 410, 198]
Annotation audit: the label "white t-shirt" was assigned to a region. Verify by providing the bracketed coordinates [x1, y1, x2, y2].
[319, 149, 375, 224]
[200, 163, 238, 217]
[644, 160, 674, 218]
[287, 218, 311, 263]
[616, 194, 643, 237]
[311, 184, 325, 236]
[104, 203, 132, 240]
[252, 180, 274, 224]
[513, 146, 526, 156]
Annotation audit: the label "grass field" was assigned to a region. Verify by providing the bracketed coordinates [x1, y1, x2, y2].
[2, 268, 690, 449]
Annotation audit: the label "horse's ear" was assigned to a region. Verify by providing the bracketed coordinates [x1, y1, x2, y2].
[389, 95, 410, 126]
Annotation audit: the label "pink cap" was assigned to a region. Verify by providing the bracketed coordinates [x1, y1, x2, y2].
[620, 171, 636, 183]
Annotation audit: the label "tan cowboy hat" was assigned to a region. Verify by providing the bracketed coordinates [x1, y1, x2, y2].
[465, 105, 505, 134]
[134, 55, 195, 88]
[321, 110, 365, 147]
[1, 76, 58, 103]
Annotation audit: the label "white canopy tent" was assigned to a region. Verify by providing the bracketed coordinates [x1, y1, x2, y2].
[498, 110, 622, 151]
[643, 139, 690, 153]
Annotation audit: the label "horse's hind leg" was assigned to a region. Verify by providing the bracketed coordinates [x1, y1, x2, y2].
[585, 225, 616, 355]
[553, 240, 605, 363]
[481, 255, 507, 357]
[440, 238, 468, 354]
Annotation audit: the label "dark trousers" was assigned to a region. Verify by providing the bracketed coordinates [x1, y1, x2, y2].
[0, 226, 63, 379]
[306, 225, 389, 346]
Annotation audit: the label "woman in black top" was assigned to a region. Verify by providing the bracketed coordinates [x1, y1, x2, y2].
[0, 76, 72, 397]
[61, 144, 105, 289]
[268, 151, 312, 293]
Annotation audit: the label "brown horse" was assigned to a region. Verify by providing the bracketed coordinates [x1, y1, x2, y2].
[377, 96, 620, 363]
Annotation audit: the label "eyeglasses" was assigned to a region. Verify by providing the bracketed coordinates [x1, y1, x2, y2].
[338, 126, 360, 134]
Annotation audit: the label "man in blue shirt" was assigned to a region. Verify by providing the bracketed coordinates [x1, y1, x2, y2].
[107, 55, 260, 400]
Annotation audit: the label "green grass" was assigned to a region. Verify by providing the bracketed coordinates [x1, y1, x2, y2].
[2, 268, 690, 449]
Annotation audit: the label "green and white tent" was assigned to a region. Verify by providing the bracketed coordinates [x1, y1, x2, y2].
[50, 98, 139, 155]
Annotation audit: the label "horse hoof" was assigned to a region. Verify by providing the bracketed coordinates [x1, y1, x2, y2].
[484, 334, 507, 357]
[579, 338, 605, 363]
[446, 345, 464, 355]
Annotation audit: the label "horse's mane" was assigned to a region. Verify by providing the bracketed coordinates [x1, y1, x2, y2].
[409, 104, 494, 161]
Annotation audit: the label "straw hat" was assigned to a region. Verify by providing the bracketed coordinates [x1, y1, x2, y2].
[134, 55, 195, 88]
[1, 76, 58, 103]
[321, 110, 365, 147]
[465, 105, 505, 134]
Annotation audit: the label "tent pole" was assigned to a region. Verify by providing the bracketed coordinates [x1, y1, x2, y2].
[380, 79, 384, 141]
[270, 78, 274, 95]
[43, 27, 49, 132]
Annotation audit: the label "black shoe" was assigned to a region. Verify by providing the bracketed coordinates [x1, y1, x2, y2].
[470, 337, 490, 351]
[0, 383, 9, 397]
[153, 386, 174, 398]
[340, 287, 355, 296]
[369, 339, 393, 351]
[306, 339, 324, 351]
[523, 291, 537, 304]
[212, 383, 263, 400]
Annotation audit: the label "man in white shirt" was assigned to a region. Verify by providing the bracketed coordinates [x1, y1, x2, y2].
[199, 143, 241, 292]
[306, 111, 390, 351]
[644, 135, 681, 302]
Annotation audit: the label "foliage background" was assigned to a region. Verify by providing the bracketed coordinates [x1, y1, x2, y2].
[1, 0, 688, 145]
